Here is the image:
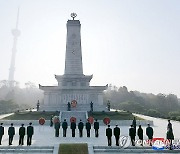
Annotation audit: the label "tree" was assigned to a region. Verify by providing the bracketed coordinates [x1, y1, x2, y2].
[147, 109, 161, 117]
[0, 80, 43, 107]
[0, 100, 19, 113]
[103, 84, 180, 117]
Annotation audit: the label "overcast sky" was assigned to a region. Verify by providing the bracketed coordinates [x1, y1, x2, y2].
[0, 0, 180, 97]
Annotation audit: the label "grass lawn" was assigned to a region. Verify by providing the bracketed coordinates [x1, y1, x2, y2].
[2, 111, 59, 120]
[59, 143, 88, 154]
[88, 111, 143, 120]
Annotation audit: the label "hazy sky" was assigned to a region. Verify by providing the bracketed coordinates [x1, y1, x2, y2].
[0, 0, 180, 97]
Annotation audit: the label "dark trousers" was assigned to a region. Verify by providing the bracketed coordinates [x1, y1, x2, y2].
[95, 129, 99, 137]
[27, 135, 32, 145]
[169, 139, 173, 150]
[19, 135, 24, 145]
[79, 129, 83, 137]
[0, 135, 3, 145]
[55, 129, 59, 137]
[115, 136, 120, 146]
[86, 129, 90, 137]
[107, 136, 112, 146]
[63, 129, 67, 137]
[130, 136, 135, 146]
[9, 135, 14, 145]
[148, 136, 153, 146]
[72, 129, 75, 137]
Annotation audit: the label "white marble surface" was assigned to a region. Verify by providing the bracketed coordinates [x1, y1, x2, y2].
[134, 114, 180, 139]
[0, 114, 179, 147]
[0, 113, 14, 119]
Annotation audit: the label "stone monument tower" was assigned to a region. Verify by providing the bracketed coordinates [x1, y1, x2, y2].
[39, 13, 107, 112]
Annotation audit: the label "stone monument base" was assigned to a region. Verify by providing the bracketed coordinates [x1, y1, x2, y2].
[40, 104, 108, 112]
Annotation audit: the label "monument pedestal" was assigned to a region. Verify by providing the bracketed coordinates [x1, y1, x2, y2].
[40, 103, 108, 112]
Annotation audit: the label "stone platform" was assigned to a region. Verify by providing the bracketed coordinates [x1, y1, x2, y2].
[93, 146, 180, 153]
[0, 114, 180, 153]
[40, 104, 108, 112]
[0, 146, 54, 154]
[1, 145, 180, 154]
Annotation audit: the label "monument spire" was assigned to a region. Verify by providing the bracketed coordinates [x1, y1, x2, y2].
[64, 13, 83, 75]
[8, 8, 21, 87]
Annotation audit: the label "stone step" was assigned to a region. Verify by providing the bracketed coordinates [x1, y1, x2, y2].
[93, 146, 180, 153]
[60, 111, 87, 124]
[0, 146, 54, 154]
[94, 146, 152, 150]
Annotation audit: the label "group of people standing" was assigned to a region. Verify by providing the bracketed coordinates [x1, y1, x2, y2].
[129, 123, 154, 146]
[128, 117, 154, 146]
[105, 120, 153, 147]
[106, 124, 120, 146]
[105, 118, 175, 148]
[53, 119, 99, 138]
[129, 118, 174, 149]
[0, 122, 34, 146]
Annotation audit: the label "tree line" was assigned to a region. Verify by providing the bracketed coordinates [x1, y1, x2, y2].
[0, 80, 43, 114]
[103, 85, 180, 121]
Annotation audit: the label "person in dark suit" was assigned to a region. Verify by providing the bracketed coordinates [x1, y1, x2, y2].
[27, 122, 34, 146]
[54, 121, 60, 137]
[167, 120, 172, 129]
[67, 102, 71, 111]
[78, 119, 84, 137]
[90, 101, 93, 112]
[86, 119, 91, 137]
[167, 120, 174, 150]
[94, 119, 99, 137]
[167, 127, 174, 150]
[106, 125, 112, 146]
[132, 117, 136, 134]
[8, 123, 15, 145]
[114, 124, 120, 146]
[0, 123, 4, 145]
[50, 115, 53, 127]
[137, 125, 143, 146]
[129, 125, 136, 146]
[70, 120, 76, 137]
[19, 124, 25, 145]
[146, 124, 153, 146]
[62, 119, 68, 137]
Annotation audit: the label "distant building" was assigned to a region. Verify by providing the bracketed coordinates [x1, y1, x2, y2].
[8, 8, 21, 87]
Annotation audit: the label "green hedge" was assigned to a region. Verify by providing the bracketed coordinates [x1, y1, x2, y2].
[59, 143, 88, 154]
[3, 111, 59, 120]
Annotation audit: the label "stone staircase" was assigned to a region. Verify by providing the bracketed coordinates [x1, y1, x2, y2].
[60, 111, 87, 124]
[0, 146, 54, 154]
[93, 146, 180, 153]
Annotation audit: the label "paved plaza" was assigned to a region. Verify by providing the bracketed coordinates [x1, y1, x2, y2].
[0, 114, 180, 147]
[1, 125, 133, 146]
[1, 114, 180, 154]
